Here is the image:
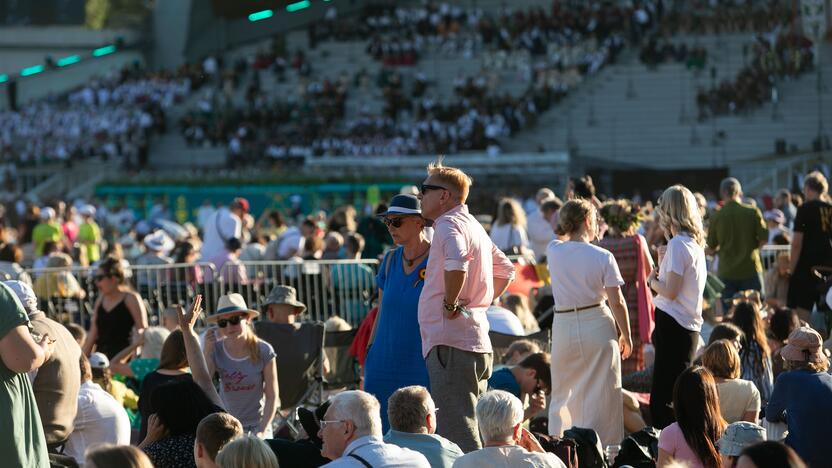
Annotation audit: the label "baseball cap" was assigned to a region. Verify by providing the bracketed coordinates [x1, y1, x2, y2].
[3, 280, 39, 315]
[718, 422, 766, 456]
[232, 197, 250, 213]
[88, 352, 110, 369]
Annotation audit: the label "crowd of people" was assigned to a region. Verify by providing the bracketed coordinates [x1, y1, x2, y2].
[175, 0, 648, 163]
[0, 64, 203, 169]
[2, 158, 832, 467]
[696, 33, 814, 119]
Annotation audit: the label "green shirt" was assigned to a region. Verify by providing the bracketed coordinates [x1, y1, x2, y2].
[78, 221, 101, 263]
[31, 222, 62, 257]
[707, 200, 768, 280]
[0, 283, 50, 468]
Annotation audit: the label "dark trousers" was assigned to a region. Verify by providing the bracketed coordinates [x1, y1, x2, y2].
[650, 307, 699, 429]
[719, 273, 763, 315]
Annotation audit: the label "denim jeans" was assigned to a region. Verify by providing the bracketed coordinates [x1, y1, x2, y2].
[720, 273, 764, 314]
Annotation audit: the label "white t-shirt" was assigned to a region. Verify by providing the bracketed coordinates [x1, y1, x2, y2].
[64, 381, 131, 466]
[653, 233, 707, 332]
[489, 223, 529, 252]
[717, 379, 761, 423]
[527, 209, 556, 260]
[201, 208, 242, 260]
[486, 305, 526, 335]
[546, 240, 624, 309]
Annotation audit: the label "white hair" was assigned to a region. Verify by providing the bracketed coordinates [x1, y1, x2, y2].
[476, 390, 524, 442]
[330, 390, 382, 438]
[140, 326, 170, 360]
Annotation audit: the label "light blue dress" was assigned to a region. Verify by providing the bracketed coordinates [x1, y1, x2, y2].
[364, 248, 430, 432]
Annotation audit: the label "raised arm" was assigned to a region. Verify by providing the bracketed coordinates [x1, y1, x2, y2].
[178, 295, 223, 408]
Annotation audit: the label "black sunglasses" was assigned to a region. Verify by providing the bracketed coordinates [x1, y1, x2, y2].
[217, 316, 243, 328]
[420, 184, 448, 195]
[94, 274, 111, 282]
[383, 217, 407, 228]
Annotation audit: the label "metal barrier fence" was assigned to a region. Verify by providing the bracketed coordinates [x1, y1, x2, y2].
[759, 244, 790, 272]
[217, 259, 379, 326]
[25, 262, 218, 328]
[25, 259, 379, 328]
[22, 246, 790, 329]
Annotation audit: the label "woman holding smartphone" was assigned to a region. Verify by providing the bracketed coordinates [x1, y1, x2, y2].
[649, 185, 708, 429]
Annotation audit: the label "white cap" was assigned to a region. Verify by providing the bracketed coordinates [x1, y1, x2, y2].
[3, 280, 38, 315]
[88, 352, 110, 369]
[40, 207, 56, 221]
[80, 205, 96, 217]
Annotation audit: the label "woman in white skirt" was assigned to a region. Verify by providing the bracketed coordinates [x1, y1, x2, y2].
[547, 198, 633, 447]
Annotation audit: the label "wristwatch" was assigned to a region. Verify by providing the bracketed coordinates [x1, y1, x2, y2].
[443, 299, 459, 313]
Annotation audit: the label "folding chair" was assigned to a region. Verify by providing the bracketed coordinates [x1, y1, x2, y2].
[254, 321, 325, 437]
[323, 329, 360, 391]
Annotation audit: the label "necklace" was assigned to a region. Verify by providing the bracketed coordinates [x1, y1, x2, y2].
[403, 242, 430, 266]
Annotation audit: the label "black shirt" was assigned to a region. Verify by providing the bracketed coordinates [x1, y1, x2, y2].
[138, 371, 193, 440]
[794, 199, 832, 270]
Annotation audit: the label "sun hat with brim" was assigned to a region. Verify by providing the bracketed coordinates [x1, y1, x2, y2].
[264, 285, 307, 314]
[377, 194, 433, 226]
[143, 230, 175, 253]
[718, 422, 767, 456]
[781, 326, 827, 363]
[207, 293, 260, 322]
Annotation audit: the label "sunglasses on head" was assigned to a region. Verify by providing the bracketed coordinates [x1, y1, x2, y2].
[420, 183, 448, 195]
[217, 316, 243, 328]
[383, 217, 407, 228]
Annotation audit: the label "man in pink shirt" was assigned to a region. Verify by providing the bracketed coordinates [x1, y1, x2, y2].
[418, 161, 515, 452]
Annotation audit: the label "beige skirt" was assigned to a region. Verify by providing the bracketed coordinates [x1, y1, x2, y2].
[548, 305, 624, 447]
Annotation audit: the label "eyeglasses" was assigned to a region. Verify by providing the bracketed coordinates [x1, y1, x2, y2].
[217, 316, 243, 328]
[94, 274, 111, 282]
[319, 419, 346, 429]
[420, 183, 448, 195]
[383, 217, 406, 228]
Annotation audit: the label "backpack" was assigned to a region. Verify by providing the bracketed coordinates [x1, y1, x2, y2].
[563, 426, 607, 468]
[532, 432, 579, 468]
[612, 426, 661, 468]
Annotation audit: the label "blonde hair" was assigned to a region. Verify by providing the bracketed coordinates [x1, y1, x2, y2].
[215, 435, 279, 468]
[702, 339, 741, 379]
[657, 185, 705, 246]
[502, 294, 539, 334]
[556, 199, 594, 236]
[241, 320, 262, 363]
[495, 198, 527, 228]
[427, 159, 473, 203]
[804, 170, 829, 195]
[141, 326, 171, 360]
[86, 444, 154, 468]
[197, 413, 244, 462]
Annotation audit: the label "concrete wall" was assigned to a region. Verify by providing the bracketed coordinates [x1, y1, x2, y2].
[0, 50, 144, 109]
[183, 0, 370, 64]
[151, 0, 193, 71]
[0, 26, 142, 48]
